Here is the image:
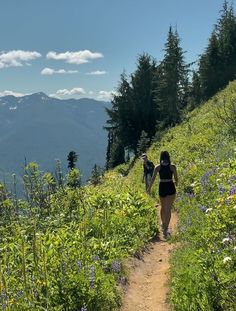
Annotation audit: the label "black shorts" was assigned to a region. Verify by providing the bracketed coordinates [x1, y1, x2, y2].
[159, 181, 176, 198]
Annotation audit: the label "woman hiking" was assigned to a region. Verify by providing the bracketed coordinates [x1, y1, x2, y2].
[147, 151, 178, 239]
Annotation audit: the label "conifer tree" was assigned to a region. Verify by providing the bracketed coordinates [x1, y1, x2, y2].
[108, 138, 125, 168]
[130, 54, 158, 150]
[89, 164, 104, 185]
[199, 31, 221, 100]
[216, 0, 236, 87]
[155, 26, 189, 129]
[188, 70, 202, 110]
[199, 1, 236, 100]
[137, 130, 150, 156]
[105, 54, 158, 164]
[67, 151, 78, 170]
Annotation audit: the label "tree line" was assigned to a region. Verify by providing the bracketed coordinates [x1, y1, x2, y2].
[105, 0, 236, 168]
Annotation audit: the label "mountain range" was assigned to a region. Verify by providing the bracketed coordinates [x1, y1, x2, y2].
[0, 92, 111, 190]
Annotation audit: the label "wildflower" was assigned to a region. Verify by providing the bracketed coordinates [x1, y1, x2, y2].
[15, 290, 24, 299]
[229, 184, 236, 196]
[93, 255, 100, 261]
[233, 246, 236, 252]
[112, 260, 121, 273]
[223, 256, 232, 264]
[81, 306, 87, 311]
[205, 208, 213, 213]
[198, 205, 207, 212]
[118, 276, 127, 285]
[218, 185, 226, 194]
[222, 237, 232, 244]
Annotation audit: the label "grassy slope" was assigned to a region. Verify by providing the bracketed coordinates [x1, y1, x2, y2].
[122, 81, 236, 310]
[0, 82, 235, 310]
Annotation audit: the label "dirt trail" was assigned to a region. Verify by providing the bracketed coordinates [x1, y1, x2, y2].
[121, 209, 178, 311]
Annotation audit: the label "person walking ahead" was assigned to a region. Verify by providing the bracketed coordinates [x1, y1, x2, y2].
[147, 151, 178, 239]
[142, 153, 155, 191]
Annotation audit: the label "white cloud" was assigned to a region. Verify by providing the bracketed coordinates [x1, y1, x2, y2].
[41, 67, 78, 75]
[50, 87, 86, 98]
[97, 90, 115, 101]
[0, 50, 41, 69]
[46, 50, 103, 65]
[0, 90, 27, 97]
[86, 70, 107, 75]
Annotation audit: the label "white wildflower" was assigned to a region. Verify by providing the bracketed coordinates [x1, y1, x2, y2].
[222, 237, 231, 244]
[223, 256, 232, 264]
[205, 208, 213, 213]
[233, 246, 236, 252]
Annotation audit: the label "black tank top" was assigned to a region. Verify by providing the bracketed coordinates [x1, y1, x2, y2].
[159, 163, 173, 180]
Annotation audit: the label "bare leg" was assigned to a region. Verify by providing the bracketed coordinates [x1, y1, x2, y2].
[164, 194, 176, 230]
[159, 196, 167, 230]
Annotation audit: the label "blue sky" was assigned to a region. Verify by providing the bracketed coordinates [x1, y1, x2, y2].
[0, 0, 235, 101]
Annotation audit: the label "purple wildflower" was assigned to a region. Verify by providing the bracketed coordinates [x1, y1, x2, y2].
[218, 185, 226, 195]
[93, 255, 100, 261]
[112, 260, 121, 273]
[15, 290, 24, 299]
[229, 184, 236, 196]
[118, 276, 127, 285]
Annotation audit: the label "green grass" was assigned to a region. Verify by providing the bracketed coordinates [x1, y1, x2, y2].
[0, 81, 235, 310]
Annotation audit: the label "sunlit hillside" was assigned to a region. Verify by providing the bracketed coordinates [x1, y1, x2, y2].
[0, 82, 235, 310]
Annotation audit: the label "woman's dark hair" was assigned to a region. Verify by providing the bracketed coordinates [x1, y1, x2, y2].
[160, 151, 171, 164]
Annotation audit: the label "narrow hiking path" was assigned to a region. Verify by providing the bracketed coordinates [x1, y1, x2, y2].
[121, 209, 178, 311]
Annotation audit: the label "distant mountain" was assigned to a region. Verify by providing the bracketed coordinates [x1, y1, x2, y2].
[0, 92, 111, 188]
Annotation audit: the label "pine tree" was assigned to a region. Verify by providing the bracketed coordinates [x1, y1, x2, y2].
[137, 131, 150, 156]
[199, 31, 221, 100]
[105, 54, 158, 160]
[217, 0, 236, 87]
[130, 54, 158, 150]
[106, 72, 134, 152]
[155, 26, 189, 129]
[89, 164, 104, 185]
[199, 1, 236, 100]
[67, 151, 78, 170]
[108, 138, 125, 168]
[188, 70, 202, 110]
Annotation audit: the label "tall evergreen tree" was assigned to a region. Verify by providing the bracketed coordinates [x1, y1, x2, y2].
[89, 164, 104, 185]
[67, 151, 78, 170]
[108, 138, 125, 168]
[105, 54, 158, 165]
[137, 130, 150, 156]
[199, 1, 236, 100]
[130, 54, 158, 150]
[188, 70, 202, 110]
[155, 26, 189, 129]
[216, 0, 236, 86]
[199, 31, 221, 100]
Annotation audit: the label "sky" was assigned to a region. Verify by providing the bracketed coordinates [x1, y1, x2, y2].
[0, 0, 235, 101]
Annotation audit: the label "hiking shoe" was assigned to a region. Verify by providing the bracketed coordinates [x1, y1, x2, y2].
[163, 229, 171, 239]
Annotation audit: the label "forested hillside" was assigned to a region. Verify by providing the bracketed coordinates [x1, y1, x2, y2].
[0, 80, 235, 310]
[0, 1, 236, 310]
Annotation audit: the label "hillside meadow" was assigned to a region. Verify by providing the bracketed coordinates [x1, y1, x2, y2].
[0, 82, 235, 310]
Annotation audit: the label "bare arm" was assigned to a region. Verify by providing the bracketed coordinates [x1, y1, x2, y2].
[171, 165, 178, 187]
[147, 165, 159, 193]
